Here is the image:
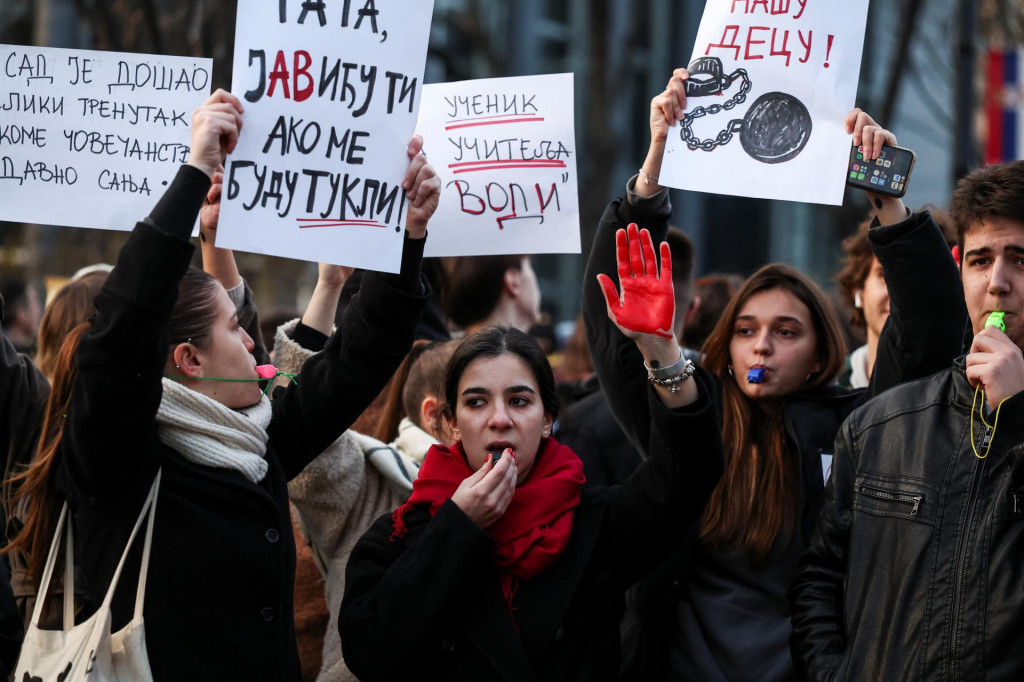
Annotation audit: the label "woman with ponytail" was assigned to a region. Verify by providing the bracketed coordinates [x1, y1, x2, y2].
[4, 89, 440, 681]
[339, 224, 725, 682]
[583, 70, 968, 682]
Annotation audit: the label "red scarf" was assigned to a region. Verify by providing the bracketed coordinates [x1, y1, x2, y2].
[391, 437, 585, 616]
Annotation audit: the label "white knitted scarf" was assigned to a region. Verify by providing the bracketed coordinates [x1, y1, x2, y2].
[156, 378, 273, 483]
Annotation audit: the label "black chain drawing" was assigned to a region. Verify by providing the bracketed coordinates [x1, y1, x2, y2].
[681, 57, 812, 164]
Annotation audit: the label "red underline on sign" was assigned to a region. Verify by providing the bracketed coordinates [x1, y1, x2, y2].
[448, 160, 567, 174]
[297, 219, 387, 229]
[445, 116, 545, 131]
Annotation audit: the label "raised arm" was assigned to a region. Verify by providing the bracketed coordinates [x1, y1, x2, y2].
[60, 90, 241, 501]
[582, 70, 688, 453]
[197, 166, 272, 366]
[845, 110, 968, 400]
[267, 135, 440, 479]
[594, 222, 723, 586]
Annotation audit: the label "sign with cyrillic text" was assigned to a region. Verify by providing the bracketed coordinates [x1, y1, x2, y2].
[659, 0, 869, 205]
[0, 45, 211, 230]
[415, 74, 580, 257]
[217, 0, 435, 272]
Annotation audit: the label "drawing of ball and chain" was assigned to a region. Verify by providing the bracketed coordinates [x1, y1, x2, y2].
[681, 57, 812, 164]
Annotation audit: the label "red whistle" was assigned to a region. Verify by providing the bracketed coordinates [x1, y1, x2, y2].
[255, 365, 278, 380]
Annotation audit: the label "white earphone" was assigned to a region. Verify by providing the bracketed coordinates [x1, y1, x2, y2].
[854, 292, 863, 309]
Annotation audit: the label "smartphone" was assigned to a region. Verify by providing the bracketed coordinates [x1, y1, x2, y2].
[846, 143, 916, 198]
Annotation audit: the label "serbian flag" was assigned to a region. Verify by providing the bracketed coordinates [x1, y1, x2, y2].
[986, 48, 1024, 164]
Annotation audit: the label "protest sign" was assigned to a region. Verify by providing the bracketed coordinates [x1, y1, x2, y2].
[216, 0, 435, 273]
[415, 73, 580, 257]
[0, 45, 210, 230]
[659, 0, 869, 205]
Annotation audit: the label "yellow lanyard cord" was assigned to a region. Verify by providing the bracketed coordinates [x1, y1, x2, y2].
[970, 384, 1009, 460]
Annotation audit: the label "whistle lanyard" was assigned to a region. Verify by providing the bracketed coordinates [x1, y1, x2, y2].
[970, 384, 1009, 460]
[167, 371, 298, 399]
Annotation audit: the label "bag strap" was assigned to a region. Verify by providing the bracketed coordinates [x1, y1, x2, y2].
[64, 514, 74, 629]
[29, 470, 162, 630]
[131, 469, 160, 620]
[100, 469, 162, 617]
[28, 502, 68, 627]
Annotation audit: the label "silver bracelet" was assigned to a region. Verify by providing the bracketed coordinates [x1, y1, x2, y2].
[638, 168, 659, 186]
[644, 351, 695, 393]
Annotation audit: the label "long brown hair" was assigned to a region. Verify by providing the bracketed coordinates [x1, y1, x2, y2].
[3, 321, 90, 584]
[4, 267, 223, 587]
[698, 264, 846, 560]
[36, 272, 107, 379]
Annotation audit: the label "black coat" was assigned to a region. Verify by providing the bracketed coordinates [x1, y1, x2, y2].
[790, 360, 1024, 681]
[56, 166, 428, 681]
[582, 181, 968, 680]
[0, 330, 39, 672]
[338, 375, 724, 682]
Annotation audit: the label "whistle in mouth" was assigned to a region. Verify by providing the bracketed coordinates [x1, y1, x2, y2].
[986, 311, 1006, 332]
[255, 364, 279, 379]
[747, 368, 766, 384]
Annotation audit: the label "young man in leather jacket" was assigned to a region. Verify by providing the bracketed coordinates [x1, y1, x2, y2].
[790, 160, 1024, 682]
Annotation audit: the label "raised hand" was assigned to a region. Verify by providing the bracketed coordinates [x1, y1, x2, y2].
[189, 89, 244, 178]
[199, 165, 224, 243]
[845, 108, 906, 225]
[403, 134, 441, 240]
[651, 67, 690, 143]
[597, 223, 675, 339]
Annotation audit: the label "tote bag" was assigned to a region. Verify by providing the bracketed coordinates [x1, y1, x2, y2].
[15, 469, 161, 681]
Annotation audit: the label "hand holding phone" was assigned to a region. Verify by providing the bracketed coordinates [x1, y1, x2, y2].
[846, 143, 916, 198]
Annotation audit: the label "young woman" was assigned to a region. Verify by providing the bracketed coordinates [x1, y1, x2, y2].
[338, 232, 726, 681]
[582, 70, 968, 681]
[5, 89, 440, 681]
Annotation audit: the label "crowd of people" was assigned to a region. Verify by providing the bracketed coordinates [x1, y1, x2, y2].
[0, 63, 1021, 682]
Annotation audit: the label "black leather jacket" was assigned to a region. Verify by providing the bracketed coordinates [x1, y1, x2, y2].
[790, 358, 1024, 682]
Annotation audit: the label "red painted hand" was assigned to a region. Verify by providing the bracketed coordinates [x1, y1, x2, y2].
[597, 223, 675, 338]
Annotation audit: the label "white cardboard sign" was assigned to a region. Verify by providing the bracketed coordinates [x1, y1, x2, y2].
[416, 74, 580, 257]
[659, 0, 869, 205]
[0, 45, 211, 230]
[217, 0, 435, 273]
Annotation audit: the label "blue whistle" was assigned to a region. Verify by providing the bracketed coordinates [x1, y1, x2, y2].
[747, 368, 766, 384]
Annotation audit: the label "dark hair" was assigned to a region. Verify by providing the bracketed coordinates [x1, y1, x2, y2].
[682, 273, 745, 350]
[949, 160, 1024, 257]
[0, 278, 29, 325]
[370, 340, 458, 442]
[36, 272, 108, 379]
[835, 217, 875, 329]
[434, 325, 559, 436]
[918, 203, 957, 246]
[698, 264, 847, 560]
[443, 255, 525, 329]
[666, 226, 697, 305]
[168, 267, 223, 348]
[4, 266, 225, 588]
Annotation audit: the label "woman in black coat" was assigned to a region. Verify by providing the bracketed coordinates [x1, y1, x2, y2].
[338, 230, 725, 682]
[5, 90, 440, 681]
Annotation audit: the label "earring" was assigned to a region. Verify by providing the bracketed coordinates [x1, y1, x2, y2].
[727, 365, 734, 377]
[175, 364, 180, 369]
[542, 429, 551, 438]
[854, 292, 862, 309]
[453, 428, 461, 441]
